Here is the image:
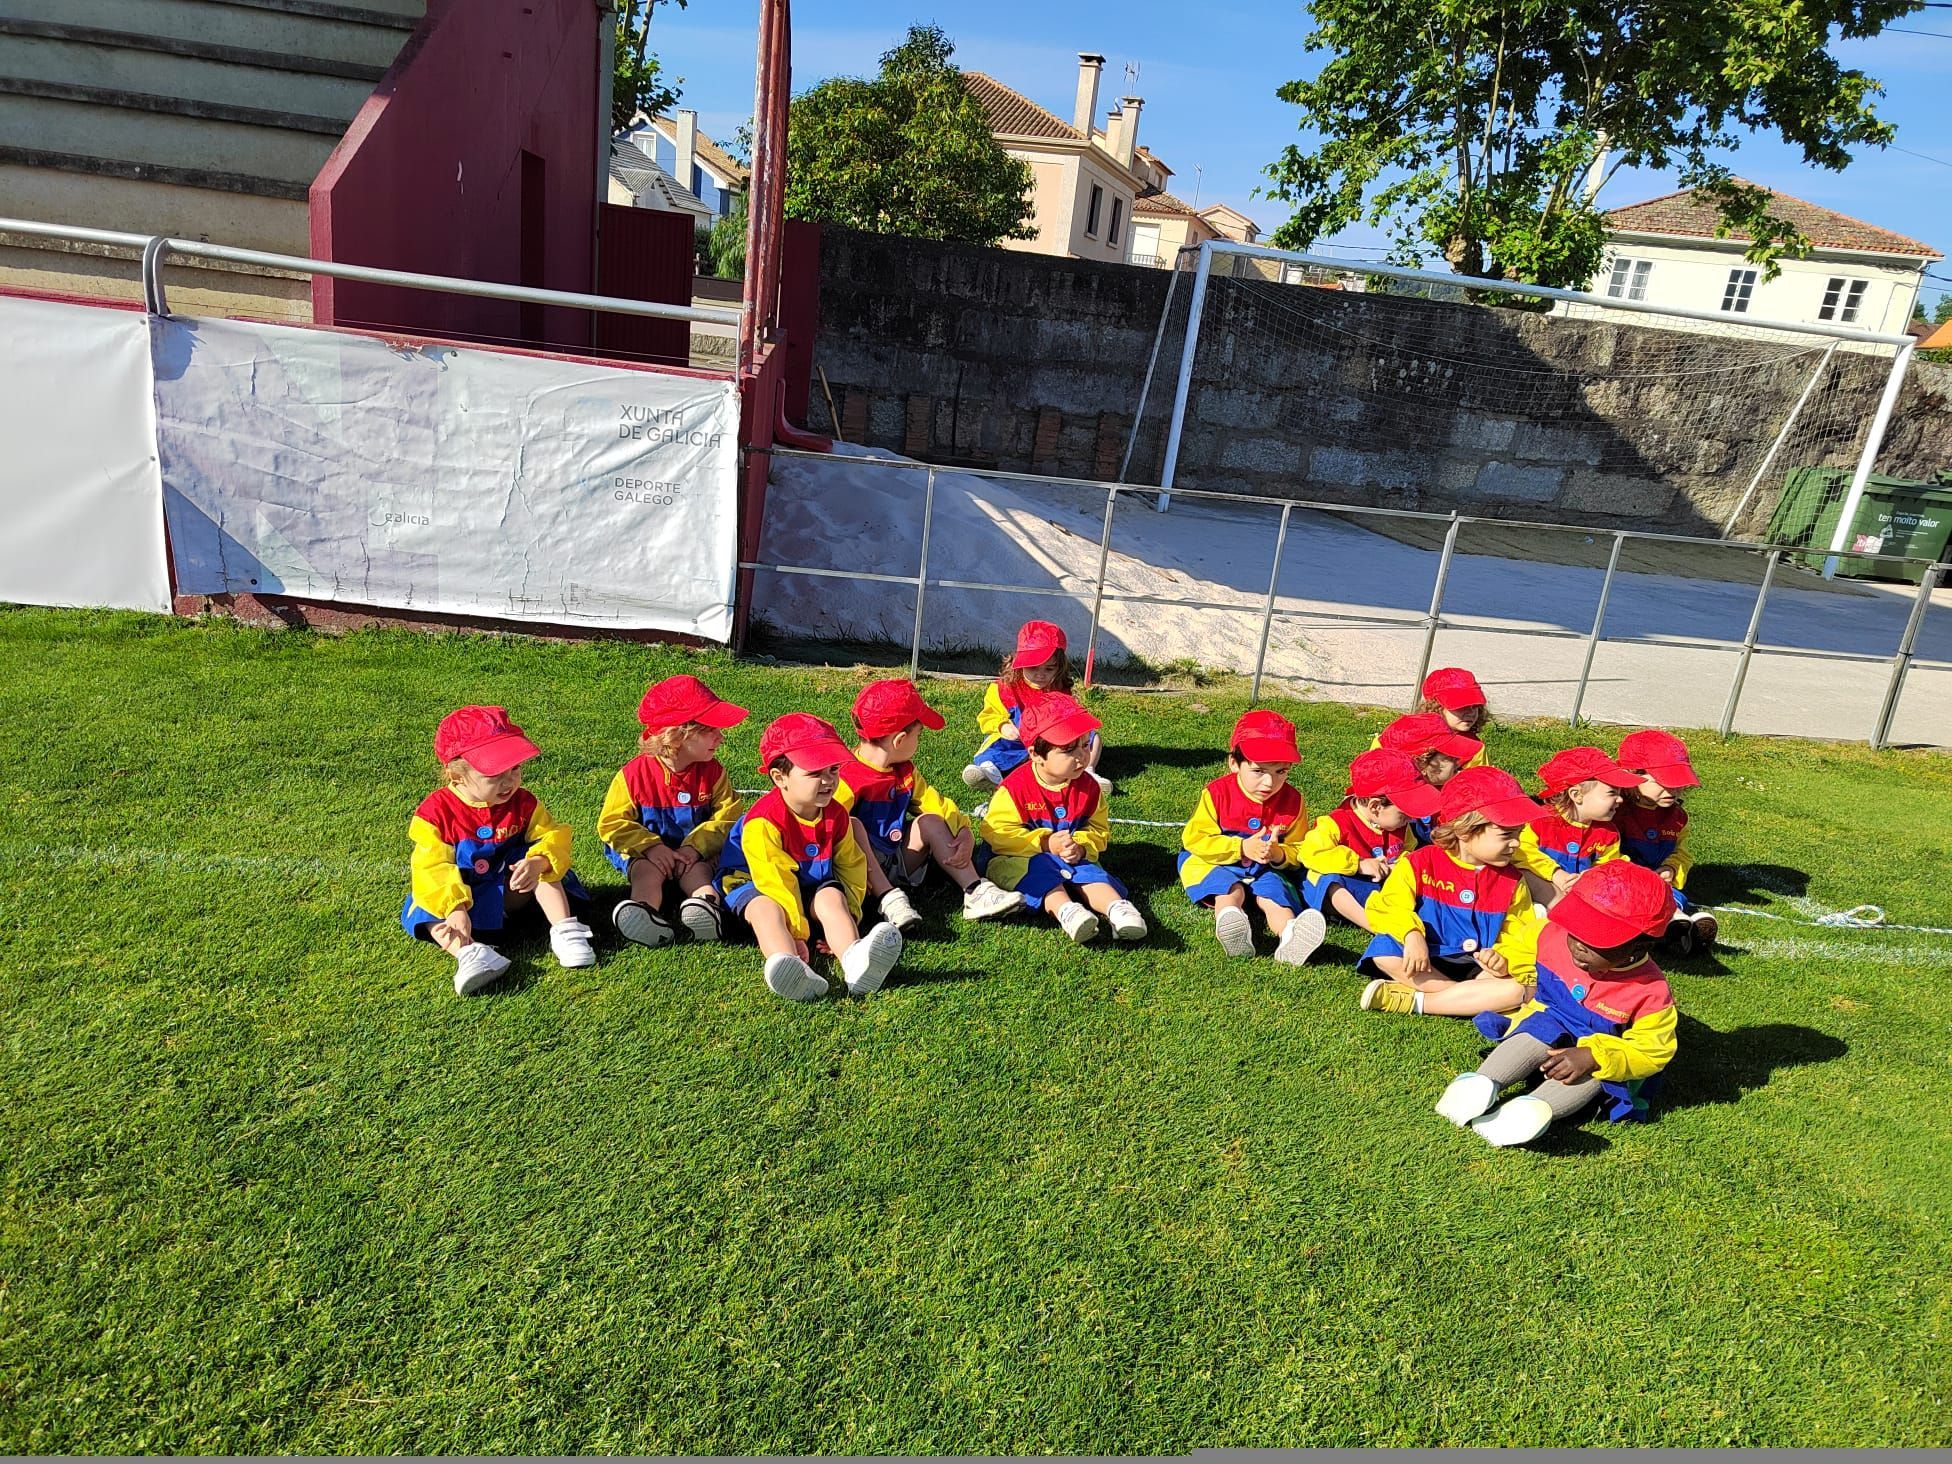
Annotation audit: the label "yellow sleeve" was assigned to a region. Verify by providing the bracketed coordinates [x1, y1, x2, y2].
[597, 770, 657, 861]
[741, 817, 812, 941]
[525, 798, 573, 881]
[832, 819, 868, 916]
[1298, 815, 1360, 877]
[1516, 824, 1562, 880]
[978, 683, 1016, 741]
[1365, 858, 1424, 941]
[1492, 879, 1541, 981]
[409, 815, 470, 918]
[683, 768, 744, 860]
[911, 768, 970, 837]
[1667, 824, 1694, 889]
[1465, 745, 1488, 770]
[1073, 789, 1110, 862]
[1180, 790, 1242, 867]
[831, 776, 861, 817]
[1581, 1001, 1678, 1082]
[1595, 840, 1626, 865]
[978, 784, 1046, 858]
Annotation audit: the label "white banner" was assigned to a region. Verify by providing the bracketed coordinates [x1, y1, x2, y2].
[0, 296, 170, 613]
[154, 317, 741, 640]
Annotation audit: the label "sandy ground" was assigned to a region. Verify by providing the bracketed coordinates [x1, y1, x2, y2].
[752, 444, 1952, 749]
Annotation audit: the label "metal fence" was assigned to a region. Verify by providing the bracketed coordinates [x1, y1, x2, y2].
[745, 448, 1950, 750]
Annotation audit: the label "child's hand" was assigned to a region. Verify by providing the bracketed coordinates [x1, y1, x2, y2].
[1538, 1045, 1600, 1083]
[1473, 948, 1510, 978]
[671, 845, 701, 873]
[507, 854, 548, 893]
[1400, 931, 1432, 979]
[998, 724, 1022, 742]
[1552, 869, 1577, 893]
[1048, 830, 1082, 863]
[440, 908, 473, 943]
[796, 938, 812, 961]
[1358, 857, 1387, 881]
[1659, 867, 1676, 886]
[1241, 830, 1274, 863]
[641, 845, 679, 879]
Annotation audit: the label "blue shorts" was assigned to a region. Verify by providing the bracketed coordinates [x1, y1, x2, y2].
[974, 739, 1030, 778]
[1179, 853, 1302, 912]
[401, 868, 588, 940]
[1302, 870, 1383, 919]
[1356, 933, 1483, 981]
[1001, 853, 1125, 910]
[723, 872, 848, 919]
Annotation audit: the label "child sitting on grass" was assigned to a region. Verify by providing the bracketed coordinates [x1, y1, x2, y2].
[835, 678, 1024, 931]
[1177, 710, 1327, 964]
[1516, 746, 1639, 909]
[1416, 667, 1492, 765]
[717, 714, 904, 1003]
[1434, 861, 1678, 1147]
[1356, 766, 1544, 1020]
[402, 705, 595, 996]
[978, 693, 1145, 944]
[1299, 748, 1442, 933]
[1375, 711, 1483, 843]
[963, 620, 1110, 794]
[1615, 728, 1717, 953]
[598, 674, 747, 949]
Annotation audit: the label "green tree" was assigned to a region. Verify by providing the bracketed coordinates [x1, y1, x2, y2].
[612, 0, 686, 134]
[1262, 0, 1918, 288]
[708, 201, 748, 280]
[783, 24, 1034, 244]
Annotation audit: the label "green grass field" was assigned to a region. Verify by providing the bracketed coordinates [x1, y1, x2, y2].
[3, 607, 1950, 1450]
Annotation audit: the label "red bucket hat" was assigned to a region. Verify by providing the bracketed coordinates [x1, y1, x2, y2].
[1345, 749, 1443, 819]
[1020, 692, 1100, 749]
[1231, 709, 1301, 765]
[1011, 620, 1068, 669]
[638, 674, 748, 733]
[1537, 746, 1642, 798]
[1421, 667, 1487, 711]
[1616, 728, 1700, 789]
[852, 678, 946, 738]
[1553, 861, 1676, 948]
[1436, 766, 1546, 827]
[434, 705, 541, 777]
[757, 712, 852, 772]
[1378, 712, 1483, 764]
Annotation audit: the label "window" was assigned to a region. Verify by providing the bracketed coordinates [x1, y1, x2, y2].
[1819, 276, 1870, 323]
[1721, 267, 1758, 314]
[1605, 257, 1652, 301]
[1085, 183, 1103, 237]
[1108, 197, 1123, 248]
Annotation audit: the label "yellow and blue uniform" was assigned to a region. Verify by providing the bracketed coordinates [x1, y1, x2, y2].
[971, 680, 1059, 779]
[834, 756, 969, 881]
[401, 786, 582, 937]
[977, 761, 1121, 907]
[597, 753, 742, 872]
[1518, 812, 1625, 882]
[1299, 802, 1414, 919]
[1178, 775, 1307, 911]
[716, 789, 866, 940]
[1617, 801, 1695, 912]
[1359, 844, 1539, 980]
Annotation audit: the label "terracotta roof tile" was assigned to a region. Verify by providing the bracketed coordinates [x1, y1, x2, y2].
[1923, 320, 1952, 349]
[1133, 188, 1197, 219]
[1605, 181, 1938, 259]
[961, 71, 1083, 142]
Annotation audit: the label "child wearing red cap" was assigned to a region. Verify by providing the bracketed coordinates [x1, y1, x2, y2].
[1372, 712, 1484, 844]
[1357, 766, 1545, 1019]
[1615, 728, 1716, 953]
[716, 713, 904, 1002]
[598, 674, 749, 949]
[977, 692, 1146, 943]
[1177, 710, 1327, 964]
[836, 678, 1025, 929]
[402, 705, 595, 995]
[1299, 748, 1443, 932]
[1434, 861, 1678, 1146]
[1515, 746, 1640, 908]
[1416, 667, 1492, 764]
[962, 620, 1110, 795]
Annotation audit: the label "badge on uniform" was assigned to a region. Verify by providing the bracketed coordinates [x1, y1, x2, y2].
[1249, 817, 1262, 830]
[476, 825, 494, 839]
[473, 858, 491, 873]
[1572, 983, 1588, 1000]
[805, 843, 820, 857]
[1460, 889, 1476, 904]
[1053, 806, 1067, 821]
[678, 791, 692, 805]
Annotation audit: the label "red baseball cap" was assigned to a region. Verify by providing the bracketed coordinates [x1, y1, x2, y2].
[1345, 749, 1443, 818]
[1616, 728, 1700, 788]
[1232, 709, 1301, 765]
[1553, 861, 1675, 949]
[1436, 765, 1546, 826]
[757, 712, 852, 772]
[1020, 692, 1100, 749]
[1378, 712, 1483, 764]
[1421, 667, 1487, 711]
[1537, 746, 1642, 798]
[434, 705, 541, 776]
[1011, 620, 1068, 668]
[852, 678, 946, 738]
[637, 674, 748, 733]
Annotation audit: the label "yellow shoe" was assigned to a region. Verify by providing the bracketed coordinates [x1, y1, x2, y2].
[1359, 978, 1417, 1015]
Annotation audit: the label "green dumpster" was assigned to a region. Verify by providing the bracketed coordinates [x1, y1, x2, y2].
[1768, 467, 1952, 583]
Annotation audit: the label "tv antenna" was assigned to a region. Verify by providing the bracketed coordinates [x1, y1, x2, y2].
[1124, 60, 1140, 90]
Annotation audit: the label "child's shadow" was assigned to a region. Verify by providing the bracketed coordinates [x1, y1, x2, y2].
[1659, 1014, 1847, 1110]
[1098, 742, 1223, 781]
[1109, 842, 1189, 951]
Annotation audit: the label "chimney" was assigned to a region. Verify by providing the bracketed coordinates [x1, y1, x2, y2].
[675, 108, 699, 194]
[1073, 53, 1105, 135]
[1115, 95, 1142, 167]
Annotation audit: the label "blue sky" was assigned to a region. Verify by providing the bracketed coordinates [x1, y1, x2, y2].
[648, 0, 1952, 312]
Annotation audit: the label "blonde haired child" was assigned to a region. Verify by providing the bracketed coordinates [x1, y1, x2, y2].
[1298, 748, 1442, 932]
[401, 705, 594, 995]
[963, 619, 1110, 794]
[1615, 728, 1716, 953]
[598, 674, 747, 948]
[1515, 746, 1640, 908]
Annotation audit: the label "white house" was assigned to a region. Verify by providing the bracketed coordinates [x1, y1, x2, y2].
[617, 109, 748, 220]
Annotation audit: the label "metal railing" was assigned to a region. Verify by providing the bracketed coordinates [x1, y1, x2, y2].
[744, 448, 1950, 750]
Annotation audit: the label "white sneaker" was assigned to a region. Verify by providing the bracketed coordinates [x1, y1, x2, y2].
[1057, 902, 1100, 943]
[549, 918, 596, 969]
[961, 878, 1025, 921]
[764, 952, 828, 1002]
[613, 899, 674, 948]
[1273, 909, 1328, 966]
[878, 886, 924, 934]
[1469, 1095, 1555, 1147]
[1089, 769, 1114, 796]
[1214, 905, 1255, 957]
[962, 761, 1002, 790]
[678, 894, 724, 943]
[453, 942, 512, 996]
[839, 921, 903, 996]
[1435, 1073, 1500, 1127]
[1106, 899, 1147, 942]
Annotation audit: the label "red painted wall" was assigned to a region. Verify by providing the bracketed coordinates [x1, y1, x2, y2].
[310, 0, 600, 351]
[594, 202, 693, 367]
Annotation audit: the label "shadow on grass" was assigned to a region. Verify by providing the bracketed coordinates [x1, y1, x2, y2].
[1660, 1015, 1847, 1111]
[1101, 741, 1226, 778]
[1693, 862, 1809, 906]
